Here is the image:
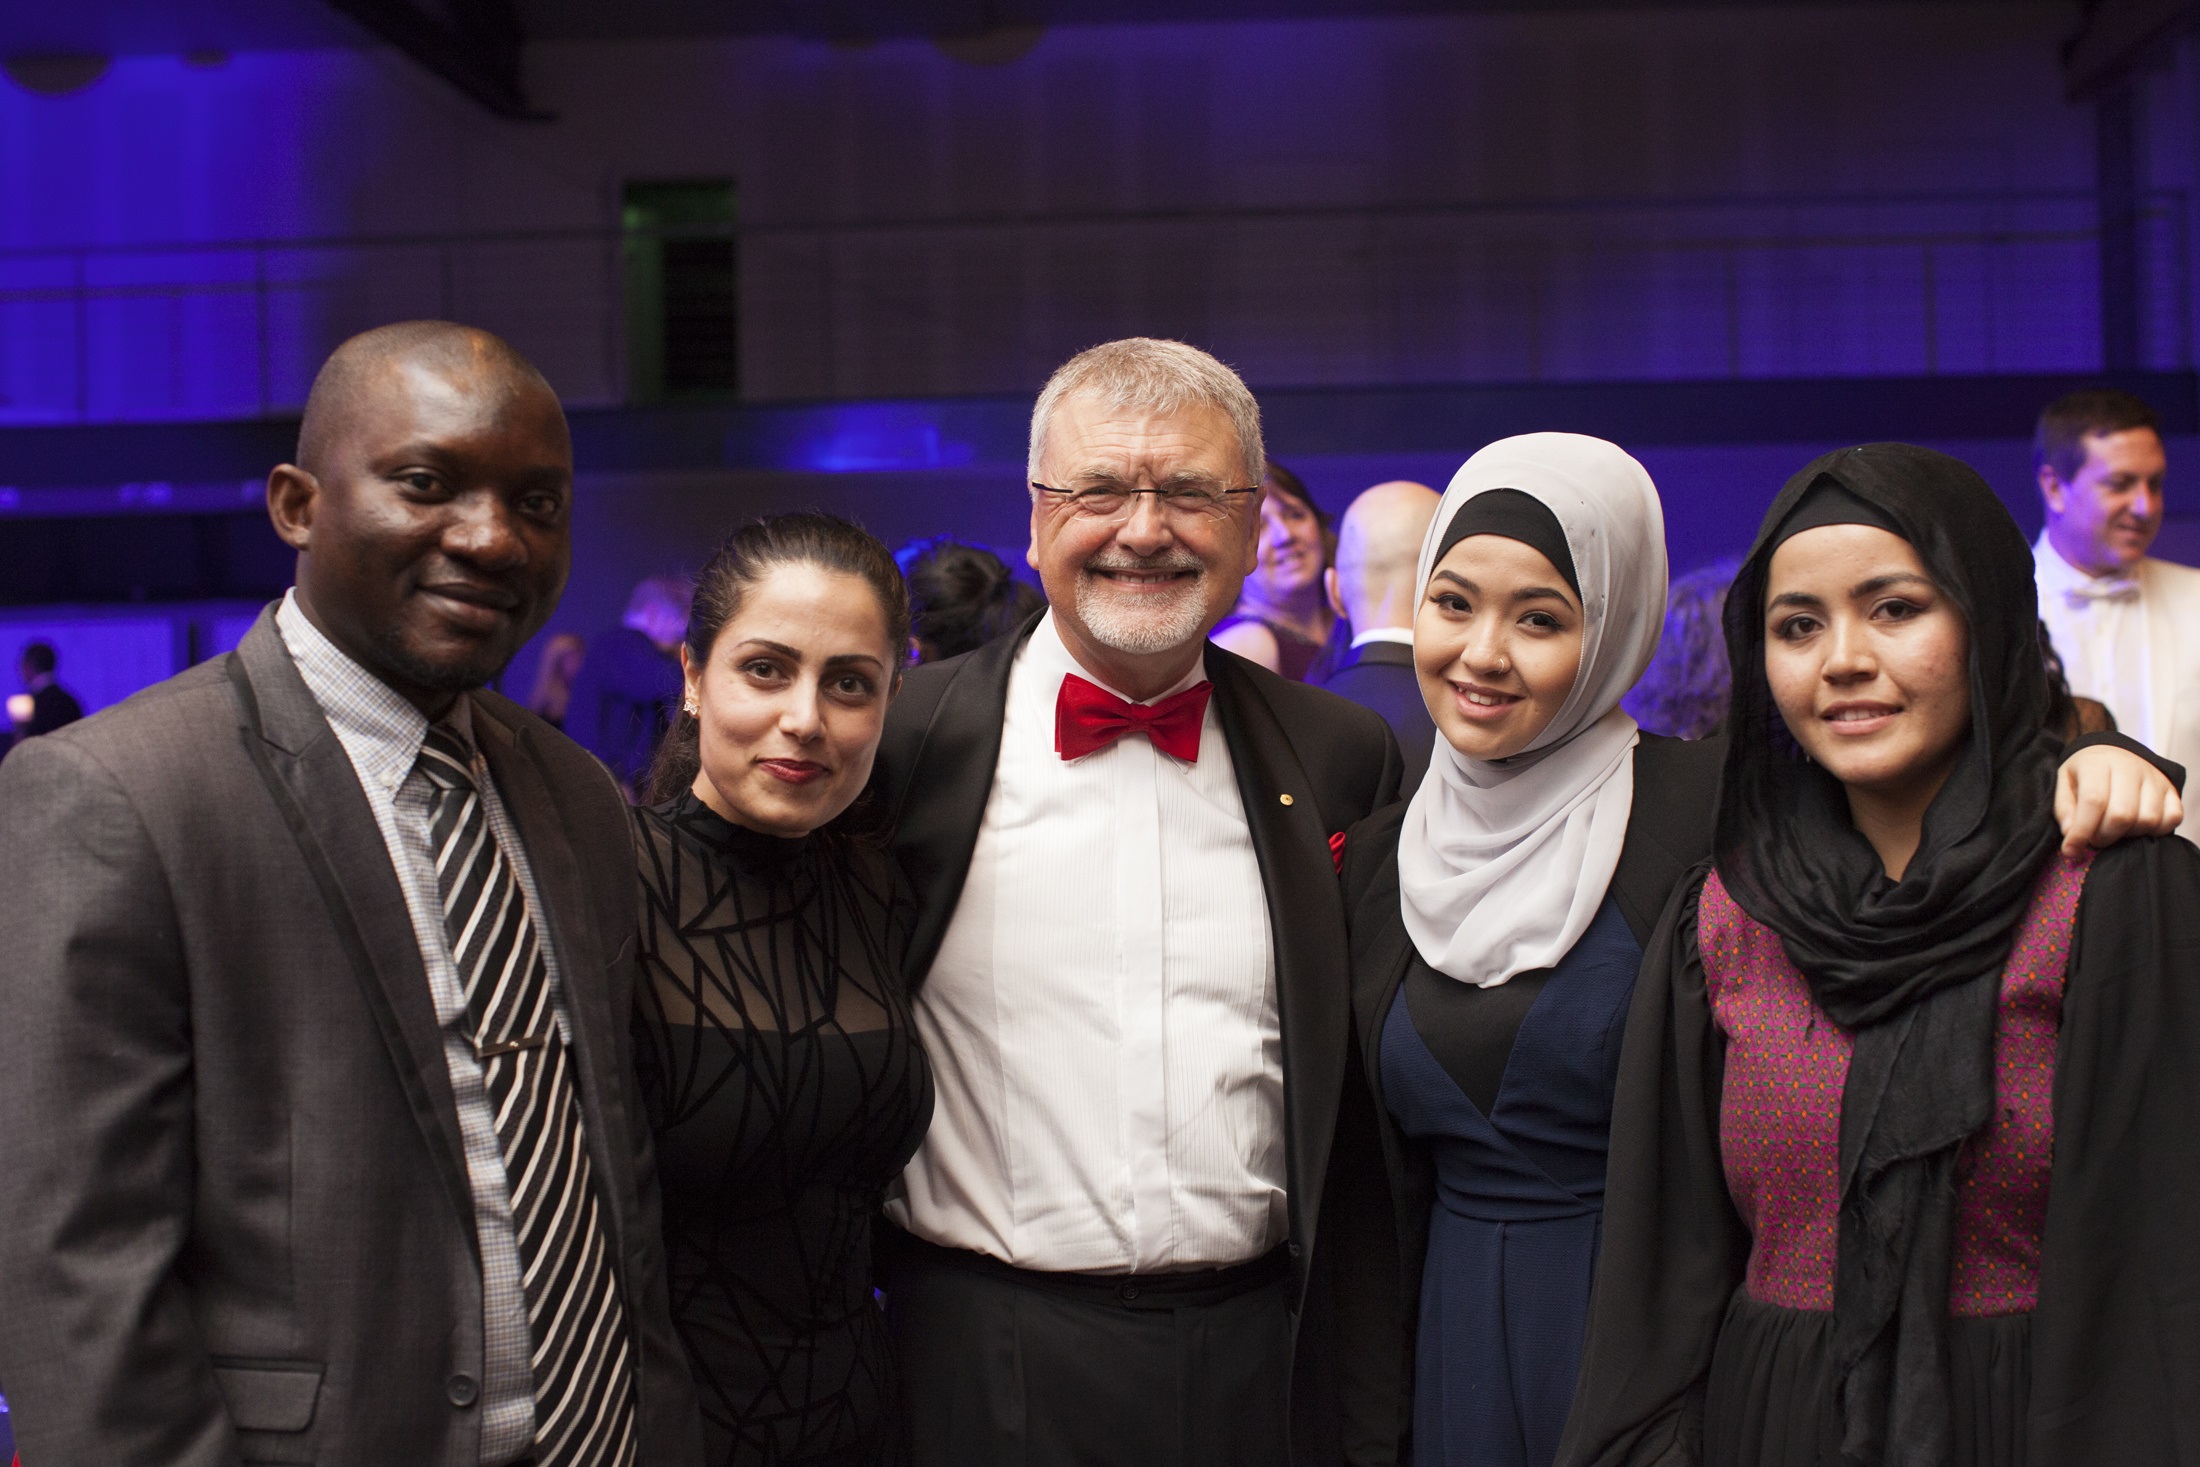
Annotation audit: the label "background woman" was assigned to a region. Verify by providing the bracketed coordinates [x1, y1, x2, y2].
[1214, 460, 1335, 678]
[633, 513, 931, 1466]
[525, 630, 586, 728]
[1559, 445, 2199, 1465]
[1621, 557, 1740, 740]
[896, 537, 1044, 664]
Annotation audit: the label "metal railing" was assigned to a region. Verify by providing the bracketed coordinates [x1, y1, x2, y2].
[0, 191, 2185, 423]
[742, 188, 2192, 392]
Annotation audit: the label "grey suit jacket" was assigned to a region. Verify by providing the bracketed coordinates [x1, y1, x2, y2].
[0, 609, 700, 1467]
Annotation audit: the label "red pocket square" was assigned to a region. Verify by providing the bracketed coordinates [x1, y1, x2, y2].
[1329, 830, 1347, 873]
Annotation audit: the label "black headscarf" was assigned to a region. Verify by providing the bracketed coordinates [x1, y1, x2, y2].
[1432, 486, 1581, 596]
[1715, 443, 2062, 1466]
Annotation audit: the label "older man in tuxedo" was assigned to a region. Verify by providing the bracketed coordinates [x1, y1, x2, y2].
[874, 338, 1403, 1467]
[0, 322, 698, 1467]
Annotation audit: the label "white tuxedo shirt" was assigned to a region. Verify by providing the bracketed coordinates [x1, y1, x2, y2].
[885, 613, 1285, 1273]
[2035, 532, 2200, 841]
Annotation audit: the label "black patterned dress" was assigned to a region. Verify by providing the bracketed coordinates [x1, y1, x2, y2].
[631, 795, 933, 1467]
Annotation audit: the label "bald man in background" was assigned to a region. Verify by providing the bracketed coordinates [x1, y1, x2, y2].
[0, 322, 698, 1467]
[1315, 481, 1441, 788]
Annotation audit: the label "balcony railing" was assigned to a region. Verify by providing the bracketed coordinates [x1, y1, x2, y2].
[0, 190, 2184, 424]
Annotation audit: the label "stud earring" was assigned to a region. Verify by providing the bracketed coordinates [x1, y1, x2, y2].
[683, 696, 699, 716]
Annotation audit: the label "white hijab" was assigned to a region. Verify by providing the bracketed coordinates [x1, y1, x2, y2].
[1398, 433, 1669, 987]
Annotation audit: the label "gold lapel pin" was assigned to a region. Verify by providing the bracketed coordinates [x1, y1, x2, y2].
[1279, 793, 1295, 806]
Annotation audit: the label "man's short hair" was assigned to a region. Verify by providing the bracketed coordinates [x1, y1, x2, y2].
[297, 320, 558, 477]
[1027, 338, 1265, 487]
[2034, 388, 2162, 484]
[19, 641, 55, 675]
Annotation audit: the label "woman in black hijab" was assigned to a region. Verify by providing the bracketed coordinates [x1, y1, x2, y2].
[1555, 444, 2200, 1467]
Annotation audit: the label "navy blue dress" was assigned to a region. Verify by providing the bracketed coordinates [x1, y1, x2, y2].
[1378, 892, 1641, 1467]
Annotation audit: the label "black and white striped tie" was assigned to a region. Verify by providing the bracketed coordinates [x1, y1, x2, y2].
[418, 723, 637, 1467]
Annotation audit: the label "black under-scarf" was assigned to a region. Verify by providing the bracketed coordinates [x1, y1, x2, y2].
[1432, 487, 1580, 596]
[1715, 444, 2062, 1467]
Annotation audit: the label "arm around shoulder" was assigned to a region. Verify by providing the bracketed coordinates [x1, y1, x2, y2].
[2054, 732, 2185, 850]
[0, 736, 239, 1466]
[1339, 802, 1408, 911]
[2022, 836, 2200, 1454]
[1323, 689, 1406, 824]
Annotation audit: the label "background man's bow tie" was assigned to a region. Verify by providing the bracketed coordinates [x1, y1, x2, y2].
[2063, 574, 2140, 608]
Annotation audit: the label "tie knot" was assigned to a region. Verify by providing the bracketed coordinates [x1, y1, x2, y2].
[417, 722, 477, 791]
[1055, 673, 1212, 763]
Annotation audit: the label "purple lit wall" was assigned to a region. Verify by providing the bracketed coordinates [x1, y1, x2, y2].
[0, 600, 261, 707]
[7, 5, 2200, 423]
[9, 4, 2200, 714]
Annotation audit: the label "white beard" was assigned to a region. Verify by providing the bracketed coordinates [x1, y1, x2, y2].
[1074, 555, 1212, 656]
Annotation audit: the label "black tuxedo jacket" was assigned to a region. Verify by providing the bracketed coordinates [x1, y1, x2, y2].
[1316, 641, 1434, 793]
[23, 681, 84, 736]
[872, 616, 1403, 1454]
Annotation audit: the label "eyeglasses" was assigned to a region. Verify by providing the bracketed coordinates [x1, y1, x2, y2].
[1031, 481, 1260, 520]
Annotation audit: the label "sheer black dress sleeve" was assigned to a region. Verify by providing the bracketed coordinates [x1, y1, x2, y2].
[630, 794, 934, 1467]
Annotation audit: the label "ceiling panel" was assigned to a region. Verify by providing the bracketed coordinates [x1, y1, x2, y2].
[0, 0, 362, 58]
[0, 0, 2049, 59]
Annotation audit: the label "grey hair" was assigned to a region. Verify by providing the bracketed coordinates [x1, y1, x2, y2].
[1026, 338, 1265, 487]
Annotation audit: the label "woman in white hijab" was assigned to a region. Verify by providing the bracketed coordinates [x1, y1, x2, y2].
[1332, 435, 2184, 1467]
[1335, 433, 1687, 1467]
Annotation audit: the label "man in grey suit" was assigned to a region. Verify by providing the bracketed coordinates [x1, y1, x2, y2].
[0, 322, 700, 1467]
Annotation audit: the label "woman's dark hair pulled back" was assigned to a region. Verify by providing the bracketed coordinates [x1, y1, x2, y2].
[644, 511, 911, 806]
[901, 538, 1045, 663]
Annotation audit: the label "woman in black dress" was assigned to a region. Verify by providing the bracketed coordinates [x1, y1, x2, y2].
[631, 513, 931, 1466]
[1212, 461, 1336, 679]
[1557, 446, 2200, 1465]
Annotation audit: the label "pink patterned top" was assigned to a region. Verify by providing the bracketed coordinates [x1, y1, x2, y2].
[1697, 851, 2090, 1317]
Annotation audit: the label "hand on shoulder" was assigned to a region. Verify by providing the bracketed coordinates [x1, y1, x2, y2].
[2055, 741, 2185, 852]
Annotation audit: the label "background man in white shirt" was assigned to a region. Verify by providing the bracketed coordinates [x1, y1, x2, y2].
[2032, 388, 2200, 840]
[873, 338, 1402, 1467]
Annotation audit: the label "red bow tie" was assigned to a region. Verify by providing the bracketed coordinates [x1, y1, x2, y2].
[1056, 673, 1212, 762]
